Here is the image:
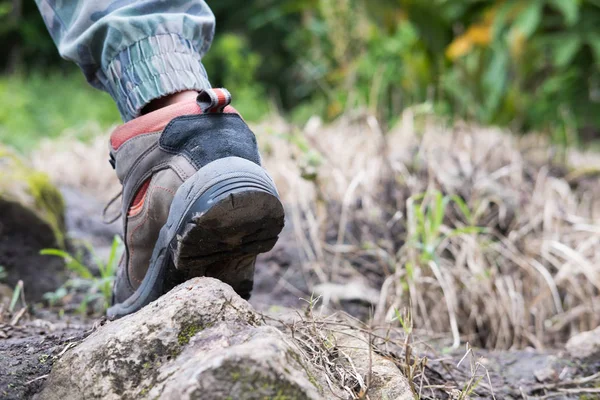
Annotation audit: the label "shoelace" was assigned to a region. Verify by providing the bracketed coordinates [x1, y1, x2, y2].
[102, 190, 123, 224]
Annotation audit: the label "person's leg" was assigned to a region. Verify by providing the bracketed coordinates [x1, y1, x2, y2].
[35, 1, 285, 319]
[35, 0, 215, 121]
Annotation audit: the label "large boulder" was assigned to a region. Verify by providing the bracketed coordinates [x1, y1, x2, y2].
[0, 148, 66, 299]
[38, 278, 330, 400]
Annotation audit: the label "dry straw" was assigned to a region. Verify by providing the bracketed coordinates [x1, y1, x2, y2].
[258, 110, 600, 351]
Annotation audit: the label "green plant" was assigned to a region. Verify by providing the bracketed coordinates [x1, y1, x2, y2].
[0, 266, 6, 281]
[2, 0, 599, 145]
[406, 191, 483, 264]
[41, 236, 122, 313]
[8, 280, 24, 313]
[394, 308, 413, 335]
[202, 33, 271, 121]
[287, 0, 600, 141]
[442, 0, 600, 141]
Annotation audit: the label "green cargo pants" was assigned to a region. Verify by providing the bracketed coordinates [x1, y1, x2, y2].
[35, 0, 216, 121]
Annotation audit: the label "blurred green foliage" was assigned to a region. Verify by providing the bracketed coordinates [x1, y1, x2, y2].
[0, 73, 119, 152]
[0, 0, 598, 149]
[287, 0, 600, 142]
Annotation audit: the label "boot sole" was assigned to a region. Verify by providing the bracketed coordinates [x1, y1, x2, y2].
[170, 179, 284, 299]
[107, 157, 284, 319]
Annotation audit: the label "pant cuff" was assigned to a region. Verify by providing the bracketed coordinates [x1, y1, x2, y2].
[97, 33, 211, 121]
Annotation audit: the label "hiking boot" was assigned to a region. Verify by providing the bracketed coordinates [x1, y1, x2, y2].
[106, 89, 285, 319]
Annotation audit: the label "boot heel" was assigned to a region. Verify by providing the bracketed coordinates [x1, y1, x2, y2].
[169, 160, 284, 298]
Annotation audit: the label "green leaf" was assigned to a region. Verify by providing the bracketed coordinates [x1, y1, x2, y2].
[513, 1, 543, 38]
[40, 249, 93, 279]
[102, 236, 122, 279]
[431, 191, 446, 236]
[547, 0, 580, 26]
[553, 34, 582, 67]
[446, 226, 487, 237]
[483, 46, 509, 121]
[450, 195, 473, 223]
[492, 0, 518, 39]
[588, 34, 600, 65]
[39, 249, 69, 257]
[9, 281, 22, 313]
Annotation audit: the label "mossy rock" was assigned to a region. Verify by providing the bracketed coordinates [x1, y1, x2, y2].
[0, 146, 67, 300]
[39, 279, 331, 400]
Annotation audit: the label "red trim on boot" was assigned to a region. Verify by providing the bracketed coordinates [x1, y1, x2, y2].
[128, 179, 151, 217]
[111, 100, 202, 150]
[110, 90, 241, 150]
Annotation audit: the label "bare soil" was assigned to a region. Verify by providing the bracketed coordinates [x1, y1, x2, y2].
[0, 316, 90, 400]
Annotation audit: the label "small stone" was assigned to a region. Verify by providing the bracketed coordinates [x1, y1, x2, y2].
[534, 366, 557, 383]
[566, 327, 600, 360]
[333, 329, 414, 400]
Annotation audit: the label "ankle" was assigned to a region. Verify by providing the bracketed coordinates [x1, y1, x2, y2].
[142, 91, 198, 114]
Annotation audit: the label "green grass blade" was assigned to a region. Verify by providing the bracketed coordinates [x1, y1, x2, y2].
[9, 280, 23, 313]
[450, 195, 473, 224]
[40, 249, 93, 279]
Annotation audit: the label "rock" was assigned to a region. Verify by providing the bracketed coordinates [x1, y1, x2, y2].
[38, 278, 329, 400]
[534, 365, 558, 383]
[334, 329, 414, 399]
[0, 148, 66, 300]
[313, 281, 381, 305]
[566, 327, 600, 360]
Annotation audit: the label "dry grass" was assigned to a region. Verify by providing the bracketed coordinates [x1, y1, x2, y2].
[33, 110, 600, 352]
[258, 110, 600, 351]
[264, 299, 503, 399]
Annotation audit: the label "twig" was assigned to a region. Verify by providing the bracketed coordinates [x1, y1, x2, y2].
[558, 388, 600, 394]
[25, 374, 49, 385]
[528, 372, 600, 392]
[57, 342, 78, 357]
[10, 307, 27, 326]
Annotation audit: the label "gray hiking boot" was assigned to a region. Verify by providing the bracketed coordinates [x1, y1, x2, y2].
[106, 89, 284, 319]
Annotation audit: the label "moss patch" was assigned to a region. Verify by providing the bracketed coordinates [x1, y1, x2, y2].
[0, 147, 65, 247]
[177, 322, 207, 346]
[25, 171, 65, 247]
[190, 361, 311, 400]
[286, 349, 322, 393]
[90, 337, 178, 397]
